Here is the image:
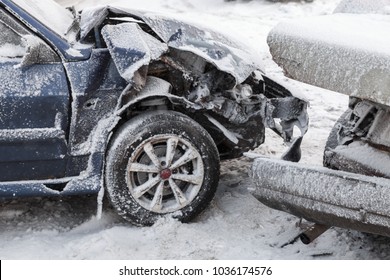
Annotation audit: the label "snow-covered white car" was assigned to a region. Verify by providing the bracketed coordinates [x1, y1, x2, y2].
[0, 0, 307, 226]
[251, 0, 390, 240]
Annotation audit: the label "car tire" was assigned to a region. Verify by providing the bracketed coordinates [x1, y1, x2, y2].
[323, 109, 351, 167]
[105, 110, 220, 226]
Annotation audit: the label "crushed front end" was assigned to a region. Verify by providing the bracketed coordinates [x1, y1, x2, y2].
[77, 5, 309, 160]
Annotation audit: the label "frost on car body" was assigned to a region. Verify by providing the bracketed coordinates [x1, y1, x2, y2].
[0, 0, 307, 225]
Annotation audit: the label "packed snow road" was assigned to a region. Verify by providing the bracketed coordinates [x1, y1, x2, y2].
[1, 0, 390, 259]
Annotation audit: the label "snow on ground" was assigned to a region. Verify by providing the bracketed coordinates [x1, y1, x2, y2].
[1, 0, 390, 260]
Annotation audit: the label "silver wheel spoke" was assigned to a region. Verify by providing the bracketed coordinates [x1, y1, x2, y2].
[171, 173, 203, 185]
[144, 143, 161, 168]
[150, 182, 164, 211]
[165, 137, 179, 166]
[127, 134, 204, 214]
[128, 163, 159, 173]
[132, 176, 161, 199]
[170, 148, 198, 170]
[169, 178, 188, 206]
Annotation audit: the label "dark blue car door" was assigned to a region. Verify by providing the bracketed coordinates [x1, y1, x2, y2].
[0, 8, 70, 181]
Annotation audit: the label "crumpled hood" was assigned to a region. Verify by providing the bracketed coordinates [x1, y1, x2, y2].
[80, 5, 260, 83]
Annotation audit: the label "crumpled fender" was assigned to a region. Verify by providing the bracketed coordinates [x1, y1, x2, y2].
[115, 76, 197, 116]
[80, 5, 260, 84]
[101, 23, 168, 88]
[140, 14, 259, 84]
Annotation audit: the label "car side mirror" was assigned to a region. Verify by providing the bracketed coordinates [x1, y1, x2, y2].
[19, 35, 59, 68]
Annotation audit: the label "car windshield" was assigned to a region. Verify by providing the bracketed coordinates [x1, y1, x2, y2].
[12, 0, 74, 38]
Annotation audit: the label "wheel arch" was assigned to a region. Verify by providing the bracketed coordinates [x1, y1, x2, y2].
[105, 76, 236, 160]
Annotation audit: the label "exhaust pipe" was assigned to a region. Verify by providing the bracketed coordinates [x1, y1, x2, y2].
[299, 224, 330, 244]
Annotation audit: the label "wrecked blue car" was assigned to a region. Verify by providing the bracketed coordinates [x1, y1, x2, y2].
[0, 0, 307, 225]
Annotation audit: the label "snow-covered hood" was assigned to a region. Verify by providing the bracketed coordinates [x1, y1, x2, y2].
[79, 5, 259, 83]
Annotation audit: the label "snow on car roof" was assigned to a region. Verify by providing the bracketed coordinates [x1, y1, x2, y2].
[12, 0, 74, 37]
[334, 0, 390, 14]
[271, 13, 390, 57]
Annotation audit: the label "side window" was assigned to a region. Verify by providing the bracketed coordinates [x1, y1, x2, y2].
[0, 9, 60, 63]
